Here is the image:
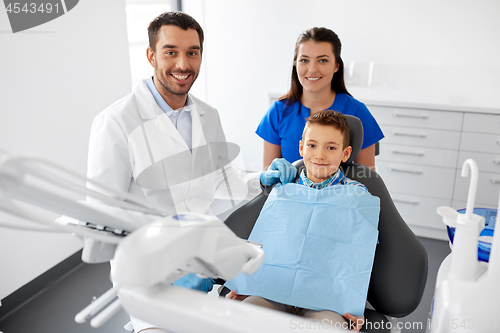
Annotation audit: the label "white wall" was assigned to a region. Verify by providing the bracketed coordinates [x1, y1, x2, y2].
[183, 0, 500, 171]
[0, 0, 131, 300]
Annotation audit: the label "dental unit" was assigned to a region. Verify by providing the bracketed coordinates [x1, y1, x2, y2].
[0, 153, 339, 332]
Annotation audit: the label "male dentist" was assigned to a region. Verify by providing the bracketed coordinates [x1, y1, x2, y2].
[86, 11, 296, 333]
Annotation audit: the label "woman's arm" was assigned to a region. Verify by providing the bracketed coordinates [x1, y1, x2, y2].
[354, 144, 376, 170]
[263, 140, 282, 170]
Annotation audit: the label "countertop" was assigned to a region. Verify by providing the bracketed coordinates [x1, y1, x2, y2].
[349, 86, 500, 115]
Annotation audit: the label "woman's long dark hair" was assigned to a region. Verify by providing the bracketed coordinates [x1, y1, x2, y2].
[280, 27, 351, 105]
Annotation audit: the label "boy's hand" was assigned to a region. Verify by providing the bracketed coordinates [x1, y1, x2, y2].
[226, 289, 238, 299]
[225, 289, 248, 301]
[260, 158, 297, 186]
[343, 313, 364, 332]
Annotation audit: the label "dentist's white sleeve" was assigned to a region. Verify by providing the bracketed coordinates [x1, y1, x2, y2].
[87, 111, 133, 201]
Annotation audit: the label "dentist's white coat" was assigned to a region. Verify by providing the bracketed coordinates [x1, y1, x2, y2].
[87, 80, 261, 215]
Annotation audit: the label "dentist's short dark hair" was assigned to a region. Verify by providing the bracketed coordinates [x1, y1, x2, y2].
[148, 11, 204, 53]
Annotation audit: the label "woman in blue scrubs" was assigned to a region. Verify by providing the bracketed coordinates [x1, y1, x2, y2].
[256, 27, 384, 170]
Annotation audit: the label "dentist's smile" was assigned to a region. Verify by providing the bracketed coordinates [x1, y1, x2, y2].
[171, 73, 192, 83]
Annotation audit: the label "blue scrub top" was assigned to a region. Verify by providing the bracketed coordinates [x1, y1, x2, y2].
[256, 94, 384, 163]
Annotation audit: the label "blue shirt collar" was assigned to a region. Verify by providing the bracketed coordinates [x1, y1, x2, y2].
[298, 169, 344, 189]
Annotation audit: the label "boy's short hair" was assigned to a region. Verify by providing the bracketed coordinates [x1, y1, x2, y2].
[303, 111, 350, 148]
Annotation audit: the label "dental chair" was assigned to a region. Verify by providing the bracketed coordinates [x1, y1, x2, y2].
[222, 115, 428, 333]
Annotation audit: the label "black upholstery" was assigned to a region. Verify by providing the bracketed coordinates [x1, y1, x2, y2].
[223, 115, 428, 332]
[342, 114, 363, 166]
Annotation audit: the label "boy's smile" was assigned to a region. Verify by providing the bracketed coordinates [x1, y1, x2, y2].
[299, 123, 351, 184]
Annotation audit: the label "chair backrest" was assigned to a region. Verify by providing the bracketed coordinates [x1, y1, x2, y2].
[342, 114, 363, 166]
[224, 115, 428, 317]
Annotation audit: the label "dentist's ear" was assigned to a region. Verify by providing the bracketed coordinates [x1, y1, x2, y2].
[342, 146, 352, 162]
[147, 47, 156, 67]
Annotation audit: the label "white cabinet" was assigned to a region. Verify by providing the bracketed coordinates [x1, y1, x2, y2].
[372, 105, 500, 240]
[453, 113, 500, 210]
[371, 105, 463, 240]
[372, 107, 463, 130]
[378, 144, 458, 168]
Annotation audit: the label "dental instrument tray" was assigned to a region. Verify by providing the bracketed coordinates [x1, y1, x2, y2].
[447, 207, 497, 262]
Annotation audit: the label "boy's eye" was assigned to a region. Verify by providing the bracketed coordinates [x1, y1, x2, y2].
[307, 144, 315, 148]
[327, 146, 336, 150]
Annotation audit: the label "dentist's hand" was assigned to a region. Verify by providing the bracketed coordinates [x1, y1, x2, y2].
[260, 158, 297, 186]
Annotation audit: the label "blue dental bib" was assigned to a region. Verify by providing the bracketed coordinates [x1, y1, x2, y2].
[226, 183, 380, 317]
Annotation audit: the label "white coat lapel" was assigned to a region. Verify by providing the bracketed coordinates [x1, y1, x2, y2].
[135, 80, 163, 119]
[135, 80, 188, 149]
[190, 97, 212, 172]
[185, 98, 215, 214]
[191, 99, 206, 150]
[154, 114, 188, 149]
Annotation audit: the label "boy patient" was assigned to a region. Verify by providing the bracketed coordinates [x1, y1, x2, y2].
[227, 111, 372, 331]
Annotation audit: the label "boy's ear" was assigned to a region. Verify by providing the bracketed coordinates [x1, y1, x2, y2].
[342, 146, 352, 163]
[299, 140, 304, 157]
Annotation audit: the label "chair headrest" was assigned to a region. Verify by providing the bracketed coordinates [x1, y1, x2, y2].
[343, 115, 363, 166]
